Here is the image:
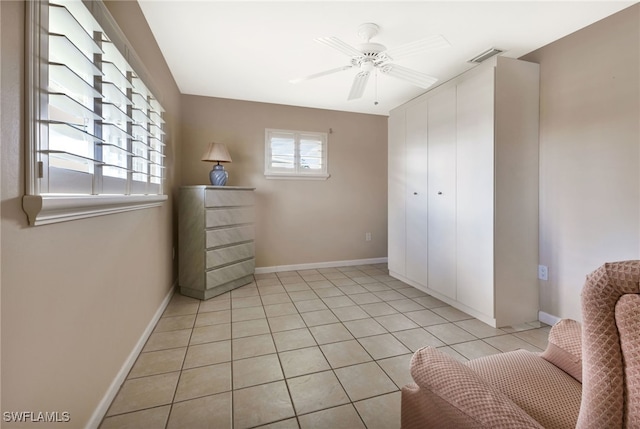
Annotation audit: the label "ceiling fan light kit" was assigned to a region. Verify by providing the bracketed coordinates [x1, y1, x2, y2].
[291, 22, 451, 102]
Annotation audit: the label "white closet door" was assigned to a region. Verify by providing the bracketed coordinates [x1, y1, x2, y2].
[456, 68, 495, 317]
[387, 108, 407, 276]
[405, 101, 428, 286]
[427, 87, 457, 299]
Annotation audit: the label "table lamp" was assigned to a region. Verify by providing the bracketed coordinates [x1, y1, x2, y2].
[202, 142, 232, 186]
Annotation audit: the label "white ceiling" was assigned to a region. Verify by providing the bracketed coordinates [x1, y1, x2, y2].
[138, 1, 635, 116]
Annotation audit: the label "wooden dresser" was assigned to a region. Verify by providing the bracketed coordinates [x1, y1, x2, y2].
[178, 186, 255, 300]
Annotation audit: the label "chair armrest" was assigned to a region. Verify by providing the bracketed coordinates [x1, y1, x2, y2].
[540, 319, 582, 382]
[401, 347, 543, 429]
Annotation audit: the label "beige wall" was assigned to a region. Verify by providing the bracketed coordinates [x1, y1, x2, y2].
[181, 96, 388, 268]
[1, 1, 181, 427]
[522, 4, 640, 321]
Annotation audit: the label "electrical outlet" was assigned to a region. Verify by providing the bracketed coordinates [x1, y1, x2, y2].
[538, 265, 548, 281]
[365, 232, 372, 241]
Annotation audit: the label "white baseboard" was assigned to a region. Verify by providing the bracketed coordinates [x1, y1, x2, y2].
[255, 257, 388, 274]
[85, 284, 175, 429]
[538, 311, 561, 326]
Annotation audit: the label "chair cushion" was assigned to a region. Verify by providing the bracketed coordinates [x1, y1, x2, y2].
[615, 294, 640, 427]
[541, 319, 582, 382]
[467, 350, 582, 429]
[402, 347, 543, 429]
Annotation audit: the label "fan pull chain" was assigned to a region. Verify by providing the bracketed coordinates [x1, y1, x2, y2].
[374, 70, 379, 106]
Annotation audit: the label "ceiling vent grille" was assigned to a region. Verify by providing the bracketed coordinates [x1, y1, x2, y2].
[468, 48, 504, 64]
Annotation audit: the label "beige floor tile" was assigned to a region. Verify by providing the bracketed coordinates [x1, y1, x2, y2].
[437, 346, 469, 362]
[451, 340, 502, 360]
[195, 309, 231, 327]
[392, 328, 445, 351]
[231, 318, 270, 338]
[231, 296, 262, 309]
[233, 353, 283, 389]
[198, 298, 230, 313]
[372, 290, 407, 301]
[386, 298, 425, 313]
[129, 348, 186, 378]
[404, 309, 449, 327]
[298, 404, 366, 429]
[322, 295, 356, 309]
[354, 391, 401, 429]
[174, 362, 231, 402]
[336, 284, 368, 295]
[183, 340, 231, 369]
[514, 328, 550, 350]
[276, 270, 300, 278]
[362, 283, 391, 292]
[100, 405, 170, 429]
[167, 392, 231, 429]
[288, 290, 318, 302]
[352, 276, 379, 285]
[255, 272, 278, 279]
[330, 278, 358, 287]
[279, 346, 330, 378]
[426, 323, 478, 345]
[320, 340, 372, 368]
[349, 293, 383, 305]
[454, 319, 507, 338]
[361, 302, 398, 317]
[231, 286, 259, 298]
[232, 333, 276, 359]
[431, 306, 474, 322]
[282, 280, 309, 290]
[144, 329, 192, 352]
[374, 313, 420, 332]
[261, 292, 293, 305]
[258, 418, 300, 429]
[307, 280, 334, 289]
[483, 333, 544, 353]
[287, 370, 350, 415]
[163, 301, 200, 317]
[309, 323, 354, 345]
[273, 328, 317, 352]
[154, 315, 196, 333]
[257, 277, 283, 287]
[323, 271, 348, 280]
[358, 333, 411, 359]
[300, 309, 339, 327]
[107, 372, 180, 416]
[397, 287, 428, 298]
[231, 306, 266, 322]
[343, 318, 387, 338]
[233, 381, 295, 429]
[294, 298, 328, 313]
[377, 354, 414, 388]
[190, 324, 231, 345]
[314, 287, 345, 298]
[268, 314, 307, 332]
[259, 284, 287, 295]
[412, 295, 448, 309]
[300, 274, 326, 282]
[334, 362, 397, 401]
[331, 305, 370, 322]
[264, 302, 299, 317]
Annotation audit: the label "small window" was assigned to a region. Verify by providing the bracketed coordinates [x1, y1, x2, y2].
[265, 129, 329, 180]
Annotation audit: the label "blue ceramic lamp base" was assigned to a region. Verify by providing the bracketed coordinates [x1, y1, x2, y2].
[210, 163, 228, 186]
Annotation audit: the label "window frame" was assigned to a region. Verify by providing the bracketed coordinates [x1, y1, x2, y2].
[23, 0, 168, 226]
[264, 128, 330, 180]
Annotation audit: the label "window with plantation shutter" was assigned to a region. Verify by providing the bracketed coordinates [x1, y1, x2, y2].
[264, 129, 329, 180]
[23, 0, 167, 226]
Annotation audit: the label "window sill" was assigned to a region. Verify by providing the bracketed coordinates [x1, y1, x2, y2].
[22, 194, 168, 226]
[265, 173, 330, 181]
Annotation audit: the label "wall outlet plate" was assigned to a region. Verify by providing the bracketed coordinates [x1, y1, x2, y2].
[538, 265, 548, 281]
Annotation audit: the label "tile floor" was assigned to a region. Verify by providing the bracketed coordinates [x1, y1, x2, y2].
[100, 264, 550, 429]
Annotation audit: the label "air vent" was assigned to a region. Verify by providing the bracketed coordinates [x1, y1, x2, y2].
[467, 48, 504, 64]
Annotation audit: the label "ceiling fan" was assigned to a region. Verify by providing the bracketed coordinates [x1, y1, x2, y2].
[291, 23, 450, 101]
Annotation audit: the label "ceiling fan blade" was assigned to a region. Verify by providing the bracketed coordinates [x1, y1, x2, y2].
[289, 65, 353, 84]
[380, 64, 438, 89]
[381, 35, 450, 61]
[315, 36, 363, 58]
[347, 71, 370, 100]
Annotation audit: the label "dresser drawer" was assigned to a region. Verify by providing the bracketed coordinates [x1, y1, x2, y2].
[206, 259, 255, 289]
[205, 189, 254, 207]
[205, 225, 254, 248]
[206, 242, 254, 269]
[205, 207, 254, 228]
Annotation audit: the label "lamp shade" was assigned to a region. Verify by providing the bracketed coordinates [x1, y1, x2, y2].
[201, 142, 232, 163]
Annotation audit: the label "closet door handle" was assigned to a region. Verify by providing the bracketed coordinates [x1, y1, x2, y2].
[413, 192, 418, 195]
[437, 191, 443, 195]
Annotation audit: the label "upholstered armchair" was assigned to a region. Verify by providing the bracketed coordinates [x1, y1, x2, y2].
[401, 260, 640, 429]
